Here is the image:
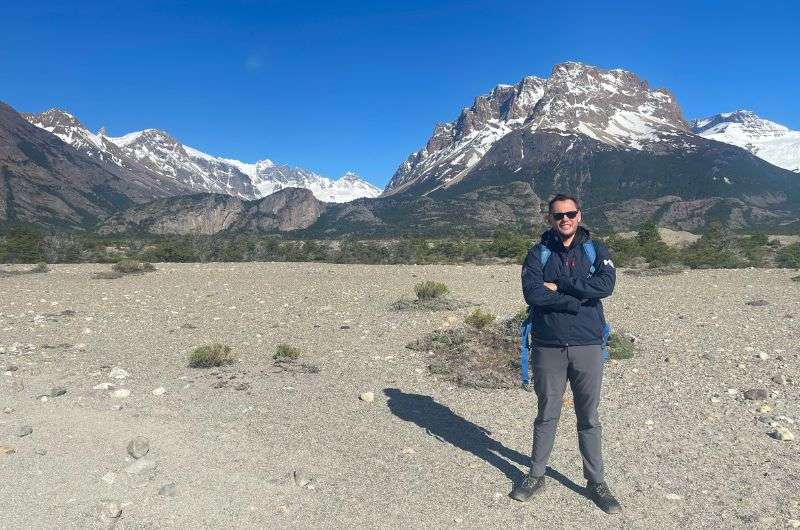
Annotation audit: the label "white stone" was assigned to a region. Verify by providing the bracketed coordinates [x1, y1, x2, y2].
[101, 472, 117, 485]
[665, 493, 683, 501]
[359, 391, 375, 403]
[97, 500, 122, 520]
[770, 426, 795, 441]
[93, 382, 115, 390]
[125, 458, 155, 475]
[111, 389, 131, 399]
[109, 367, 129, 379]
[152, 387, 166, 396]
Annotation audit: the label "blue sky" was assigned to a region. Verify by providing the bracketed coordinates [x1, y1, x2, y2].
[2, 1, 798, 188]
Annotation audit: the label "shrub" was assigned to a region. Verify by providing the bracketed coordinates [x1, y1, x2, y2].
[682, 223, 744, 269]
[464, 308, 497, 329]
[274, 343, 301, 361]
[141, 240, 198, 263]
[608, 333, 635, 360]
[488, 227, 531, 262]
[791, 275, 800, 282]
[777, 243, 800, 269]
[512, 307, 529, 324]
[189, 343, 236, 368]
[29, 262, 49, 273]
[414, 281, 449, 300]
[112, 259, 156, 274]
[1, 226, 45, 263]
[604, 234, 642, 267]
[407, 318, 517, 389]
[636, 221, 661, 246]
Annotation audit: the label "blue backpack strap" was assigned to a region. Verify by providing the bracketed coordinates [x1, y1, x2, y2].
[582, 240, 597, 275]
[520, 243, 550, 390]
[538, 244, 552, 268]
[519, 313, 532, 387]
[601, 321, 611, 362]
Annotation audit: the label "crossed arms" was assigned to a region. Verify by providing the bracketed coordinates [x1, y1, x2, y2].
[521, 242, 616, 312]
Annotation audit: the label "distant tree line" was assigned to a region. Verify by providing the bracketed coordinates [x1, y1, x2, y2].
[1, 223, 799, 269]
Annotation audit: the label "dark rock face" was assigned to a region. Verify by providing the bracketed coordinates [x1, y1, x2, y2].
[97, 194, 246, 235]
[0, 102, 191, 230]
[235, 188, 325, 232]
[98, 187, 326, 235]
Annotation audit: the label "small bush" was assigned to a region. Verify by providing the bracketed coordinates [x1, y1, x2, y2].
[189, 343, 236, 368]
[608, 333, 635, 360]
[464, 308, 497, 329]
[791, 275, 800, 282]
[112, 259, 156, 274]
[414, 281, 449, 300]
[274, 343, 301, 361]
[777, 243, 800, 268]
[30, 262, 49, 273]
[512, 307, 528, 324]
[407, 321, 518, 389]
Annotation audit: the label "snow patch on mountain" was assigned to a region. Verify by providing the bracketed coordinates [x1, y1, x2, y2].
[691, 110, 800, 173]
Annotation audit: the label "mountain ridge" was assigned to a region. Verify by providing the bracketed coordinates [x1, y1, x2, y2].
[24, 109, 382, 203]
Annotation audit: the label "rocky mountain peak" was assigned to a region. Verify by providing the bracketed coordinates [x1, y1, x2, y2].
[530, 62, 687, 147]
[340, 171, 362, 182]
[384, 62, 690, 196]
[23, 108, 84, 131]
[254, 158, 275, 171]
[117, 129, 183, 151]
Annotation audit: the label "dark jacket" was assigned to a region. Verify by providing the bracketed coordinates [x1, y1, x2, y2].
[521, 226, 615, 346]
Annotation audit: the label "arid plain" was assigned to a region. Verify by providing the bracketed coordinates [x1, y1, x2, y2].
[1, 263, 798, 529]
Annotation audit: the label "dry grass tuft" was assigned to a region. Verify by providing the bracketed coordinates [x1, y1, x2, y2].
[189, 343, 236, 368]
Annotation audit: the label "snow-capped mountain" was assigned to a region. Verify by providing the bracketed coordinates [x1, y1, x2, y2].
[690, 110, 800, 173]
[384, 62, 690, 196]
[1, 102, 192, 230]
[23, 109, 381, 203]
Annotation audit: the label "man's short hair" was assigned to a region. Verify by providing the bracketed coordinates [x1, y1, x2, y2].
[548, 194, 580, 212]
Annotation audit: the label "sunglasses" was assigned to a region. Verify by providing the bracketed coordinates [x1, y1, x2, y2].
[550, 210, 579, 221]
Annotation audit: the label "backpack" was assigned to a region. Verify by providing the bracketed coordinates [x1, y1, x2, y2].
[519, 241, 611, 391]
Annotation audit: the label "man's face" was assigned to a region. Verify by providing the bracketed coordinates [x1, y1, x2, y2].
[549, 199, 582, 239]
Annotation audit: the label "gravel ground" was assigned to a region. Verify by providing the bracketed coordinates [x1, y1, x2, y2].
[1, 262, 798, 529]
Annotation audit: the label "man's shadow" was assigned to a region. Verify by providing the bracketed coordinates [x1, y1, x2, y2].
[384, 388, 588, 498]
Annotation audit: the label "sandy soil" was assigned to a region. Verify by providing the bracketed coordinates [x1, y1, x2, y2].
[1, 263, 799, 529]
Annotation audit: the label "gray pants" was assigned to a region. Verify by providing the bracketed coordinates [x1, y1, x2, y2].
[530, 344, 604, 482]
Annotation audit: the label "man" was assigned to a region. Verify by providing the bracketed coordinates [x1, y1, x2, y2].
[511, 194, 621, 514]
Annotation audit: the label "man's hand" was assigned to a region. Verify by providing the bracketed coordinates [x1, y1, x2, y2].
[543, 282, 557, 292]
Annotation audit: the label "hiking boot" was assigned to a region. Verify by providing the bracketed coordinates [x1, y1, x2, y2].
[510, 473, 545, 502]
[587, 481, 622, 514]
